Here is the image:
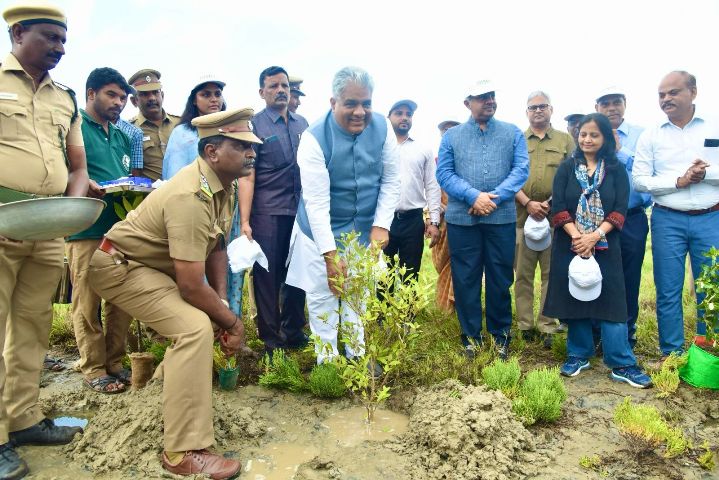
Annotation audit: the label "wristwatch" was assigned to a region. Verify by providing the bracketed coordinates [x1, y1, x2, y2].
[596, 227, 607, 242]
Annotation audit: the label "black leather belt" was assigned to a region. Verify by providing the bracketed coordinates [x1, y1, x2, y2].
[394, 208, 423, 219]
[654, 202, 719, 216]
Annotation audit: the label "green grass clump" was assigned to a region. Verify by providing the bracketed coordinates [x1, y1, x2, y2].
[308, 363, 347, 398]
[551, 332, 567, 360]
[698, 441, 716, 471]
[614, 397, 691, 457]
[258, 349, 308, 392]
[482, 357, 521, 397]
[49, 304, 76, 350]
[512, 366, 567, 425]
[650, 352, 686, 399]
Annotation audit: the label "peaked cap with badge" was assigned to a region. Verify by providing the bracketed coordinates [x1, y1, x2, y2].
[128, 68, 162, 92]
[191, 108, 263, 144]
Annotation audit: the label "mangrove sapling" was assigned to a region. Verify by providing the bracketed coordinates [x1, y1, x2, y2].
[613, 397, 691, 458]
[213, 343, 237, 372]
[650, 352, 687, 399]
[258, 349, 308, 392]
[696, 247, 719, 351]
[481, 357, 521, 398]
[322, 233, 430, 422]
[578, 455, 609, 477]
[308, 362, 347, 398]
[697, 440, 716, 471]
[511, 366, 567, 425]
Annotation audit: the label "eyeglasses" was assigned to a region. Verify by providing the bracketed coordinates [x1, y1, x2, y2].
[527, 104, 550, 112]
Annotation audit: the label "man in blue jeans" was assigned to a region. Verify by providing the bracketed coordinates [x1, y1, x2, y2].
[634, 71, 719, 362]
[436, 79, 529, 359]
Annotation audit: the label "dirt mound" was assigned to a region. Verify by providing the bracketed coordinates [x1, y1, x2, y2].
[395, 379, 540, 480]
[41, 380, 266, 477]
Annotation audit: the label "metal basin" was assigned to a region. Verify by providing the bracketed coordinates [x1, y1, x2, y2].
[0, 197, 105, 241]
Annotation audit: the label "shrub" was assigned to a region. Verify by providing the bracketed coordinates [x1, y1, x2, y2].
[512, 366, 567, 425]
[213, 343, 237, 372]
[698, 441, 716, 471]
[148, 341, 169, 366]
[650, 353, 686, 399]
[308, 363, 347, 398]
[613, 397, 691, 457]
[482, 357, 521, 397]
[258, 349, 307, 392]
[551, 332, 567, 360]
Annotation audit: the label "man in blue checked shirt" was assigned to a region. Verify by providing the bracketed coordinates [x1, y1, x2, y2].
[595, 86, 648, 350]
[436, 79, 529, 360]
[112, 92, 144, 176]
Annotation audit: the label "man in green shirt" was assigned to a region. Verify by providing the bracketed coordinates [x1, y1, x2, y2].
[66, 68, 134, 394]
[514, 91, 575, 346]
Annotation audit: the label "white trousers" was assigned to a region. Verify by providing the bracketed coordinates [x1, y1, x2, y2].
[286, 223, 365, 363]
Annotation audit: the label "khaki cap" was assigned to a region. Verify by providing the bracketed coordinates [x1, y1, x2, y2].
[192, 108, 262, 144]
[128, 68, 162, 92]
[289, 75, 305, 96]
[3, 3, 67, 29]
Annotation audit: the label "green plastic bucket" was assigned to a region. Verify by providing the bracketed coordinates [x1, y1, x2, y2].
[679, 343, 719, 390]
[218, 366, 240, 391]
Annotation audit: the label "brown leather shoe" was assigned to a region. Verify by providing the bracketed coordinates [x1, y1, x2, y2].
[161, 450, 240, 479]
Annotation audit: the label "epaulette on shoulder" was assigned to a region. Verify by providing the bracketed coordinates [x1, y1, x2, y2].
[53, 81, 78, 121]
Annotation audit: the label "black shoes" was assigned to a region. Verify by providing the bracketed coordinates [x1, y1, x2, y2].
[9, 418, 83, 447]
[0, 444, 28, 480]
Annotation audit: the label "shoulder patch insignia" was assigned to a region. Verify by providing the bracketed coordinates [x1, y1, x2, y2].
[199, 173, 213, 198]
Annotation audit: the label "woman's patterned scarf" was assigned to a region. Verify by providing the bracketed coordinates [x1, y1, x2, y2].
[574, 158, 608, 250]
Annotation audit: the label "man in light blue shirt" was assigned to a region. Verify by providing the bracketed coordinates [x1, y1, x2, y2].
[634, 71, 719, 359]
[595, 86, 648, 349]
[436, 79, 529, 359]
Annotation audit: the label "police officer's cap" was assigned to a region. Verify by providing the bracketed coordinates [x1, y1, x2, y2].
[192, 108, 263, 144]
[3, 3, 67, 29]
[289, 75, 305, 96]
[128, 69, 162, 92]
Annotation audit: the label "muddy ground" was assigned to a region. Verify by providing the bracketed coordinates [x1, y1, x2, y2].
[20, 349, 719, 479]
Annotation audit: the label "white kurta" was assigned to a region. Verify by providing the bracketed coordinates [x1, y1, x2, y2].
[286, 117, 400, 363]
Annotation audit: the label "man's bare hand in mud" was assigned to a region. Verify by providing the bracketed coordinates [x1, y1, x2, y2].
[220, 318, 246, 356]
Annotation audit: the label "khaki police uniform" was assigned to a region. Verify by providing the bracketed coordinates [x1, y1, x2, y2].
[128, 69, 179, 181]
[0, 11, 83, 443]
[87, 108, 260, 452]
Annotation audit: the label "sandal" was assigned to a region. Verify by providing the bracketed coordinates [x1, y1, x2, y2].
[108, 368, 132, 386]
[43, 355, 65, 372]
[84, 375, 126, 394]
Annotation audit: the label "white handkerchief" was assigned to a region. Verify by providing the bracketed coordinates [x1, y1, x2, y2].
[227, 235, 269, 273]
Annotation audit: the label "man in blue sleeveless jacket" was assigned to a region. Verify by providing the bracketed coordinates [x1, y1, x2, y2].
[286, 66, 400, 363]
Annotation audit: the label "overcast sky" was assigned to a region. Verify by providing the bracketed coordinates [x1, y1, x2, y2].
[3, 0, 718, 152]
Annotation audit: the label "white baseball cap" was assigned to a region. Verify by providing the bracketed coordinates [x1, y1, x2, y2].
[524, 216, 551, 251]
[568, 255, 603, 302]
[466, 79, 497, 98]
[595, 85, 626, 103]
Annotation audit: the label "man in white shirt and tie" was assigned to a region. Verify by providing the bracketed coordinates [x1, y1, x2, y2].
[384, 100, 442, 282]
[633, 70, 719, 360]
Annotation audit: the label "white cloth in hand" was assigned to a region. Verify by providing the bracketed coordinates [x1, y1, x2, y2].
[227, 235, 268, 273]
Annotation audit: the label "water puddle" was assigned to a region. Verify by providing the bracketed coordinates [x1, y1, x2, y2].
[242, 442, 320, 479]
[53, 416, 90, 429]
[322, 406, 409, 447]
[240, 406, 408, 479]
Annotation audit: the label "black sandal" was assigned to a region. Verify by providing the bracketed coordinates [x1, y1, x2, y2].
[43, 355, 65, 372]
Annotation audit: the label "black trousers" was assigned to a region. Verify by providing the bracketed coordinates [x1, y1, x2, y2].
[383, 209, 425, 282]
[250, 214, 306, 349]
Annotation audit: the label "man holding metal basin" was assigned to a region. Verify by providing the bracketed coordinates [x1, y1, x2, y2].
[0, 4, 101, 479]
